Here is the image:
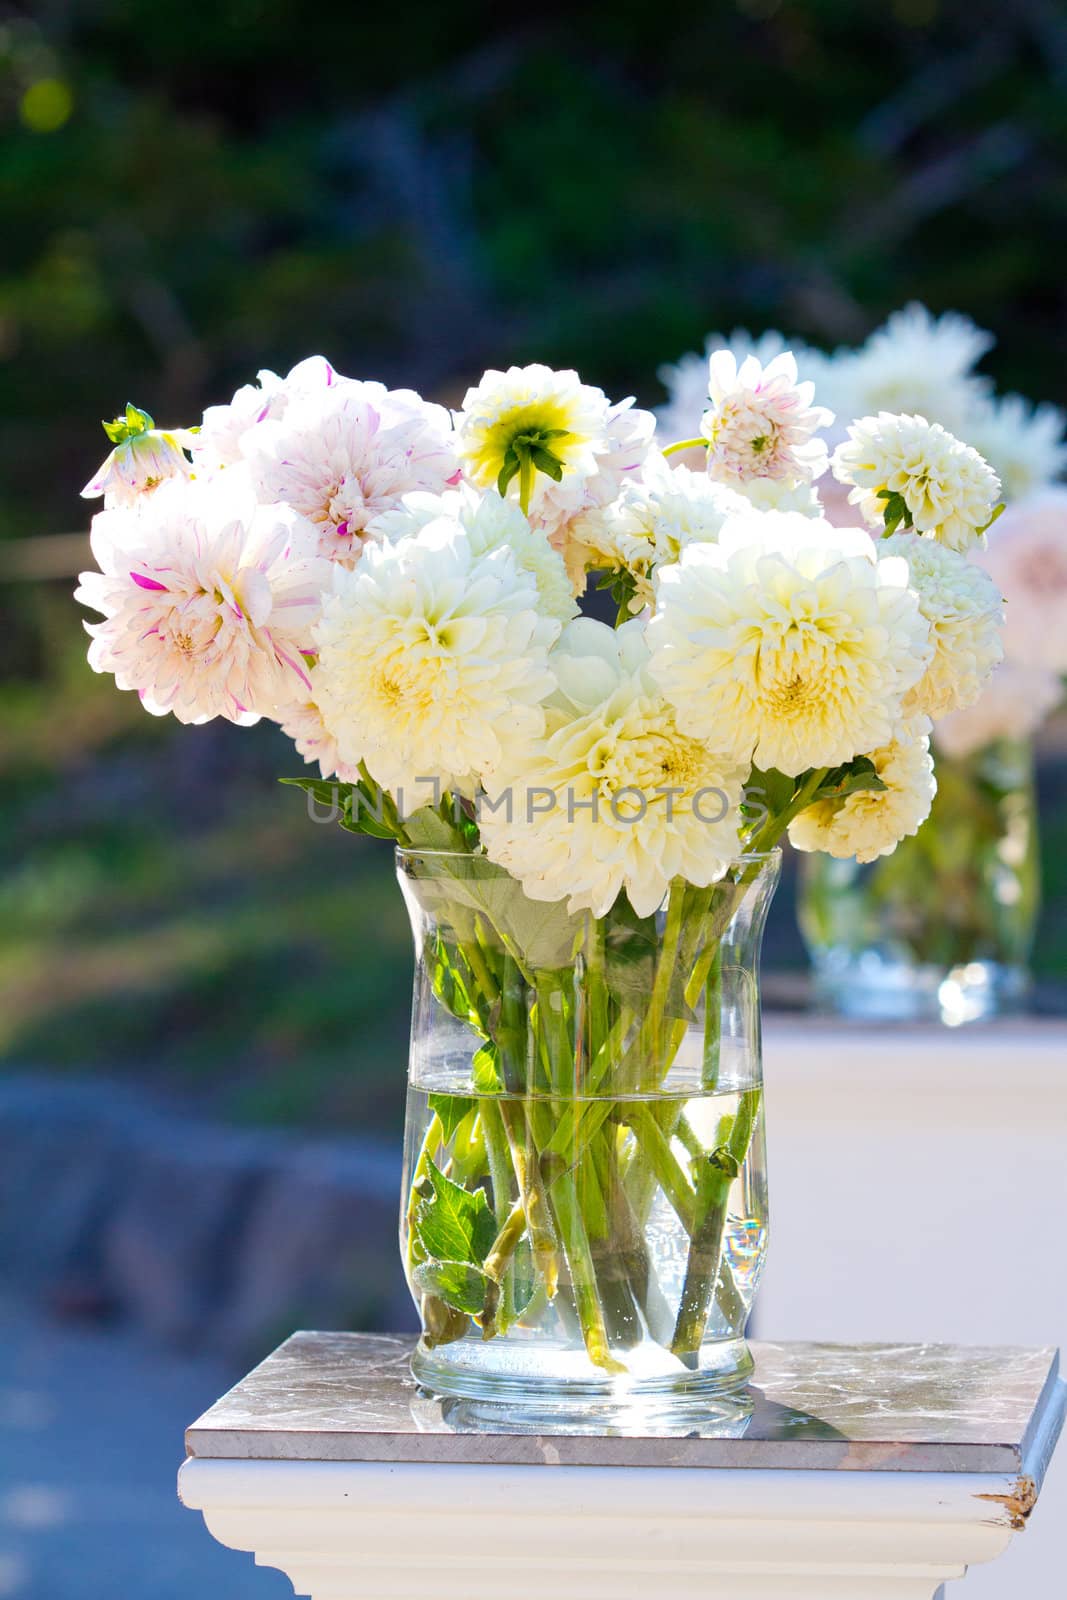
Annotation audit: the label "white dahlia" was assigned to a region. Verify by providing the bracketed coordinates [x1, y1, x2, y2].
[81, 405, 193, 507]
[933, 664, 1063, 760]
[831, 412, 1001, 552]
[648, 512, 931, 776]
[193, 355, 339, 472]
[242, 380, 460, 565]
[479, 619, 745, 918]
[964, 394, 1067, 505]
[371, 485, 577, 625]
[976, 488, 1067, 672]
[881, 534, 1004, 719]
[573, 455, 746, 610]
[313, 521, 558, 801]
[75, 472, 328, 725]
[733, 476, 823, 517]
[701, 350, 833, 487]
[807, 304, 992, 442]
[788, 718, 936, 864]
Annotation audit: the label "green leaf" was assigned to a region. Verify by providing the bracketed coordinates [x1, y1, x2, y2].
[472, 1042, 502, 1093]
[495, 1237, 537, 1333]
[101, 403, 154, 444]
[413, 1157, 497, 1267]
[877, 488, 912, 535]
[279, 776, 354, 810]
[412, 1259, 490, 1316]
[748, 766, 797, 819]
[529, 445, 564, 480]
[402, 805, 467, 852]
[428, 1092, 476, 1144]
[814, 755, 888, 803]
[496, 446, 521, 497]
[977, 502, 1006, 535]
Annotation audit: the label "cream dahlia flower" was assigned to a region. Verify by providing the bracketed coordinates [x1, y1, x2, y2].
[194, 355, 338, 472]
[831, 412, 1001, 552]
[701, 351, 833, 487]
[976, 488, 1067, 672]
[370, 485, 577, 625]
[242, 380, 460, 565]
[75, 473, 329, 725]
[313, 521, 558, 801]
[881, 534, 1004, 719]
[479, 619, 745, 918]
[733, 476, 823, 517]
[648, 512, 931, 776]
[788, 718, 936, 864]
[82, 405, 193, 507]
[962, 393, 1067, 505]
[933, 664, 1063, 760]
[574, 455, 746, 610]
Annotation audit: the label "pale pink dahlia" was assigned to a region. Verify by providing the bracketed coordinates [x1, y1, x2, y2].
[241, 381, 461, 564]
[701, 350, 832, 486]
[275, 696, 362, 783]
[75, 475, 330, 725]
[193, 355, 340, 472]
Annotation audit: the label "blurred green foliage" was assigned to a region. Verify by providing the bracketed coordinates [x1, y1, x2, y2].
[1, 2, 1066, 1108]
[3, 0, 1067, 544]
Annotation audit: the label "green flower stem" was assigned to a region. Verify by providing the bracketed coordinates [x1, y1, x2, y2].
[519, 452, 535, 516]
[480, 1099, 515, 1226]
[584, 1126, 641, 1348]
[670, 1087, 762, 1359]
[483, 1196, 528, 1284]
[638, 879, 687, 1077]
[713, 1256, 746, 1330]
[549, 1168, 626, 1374]
[747, 767, 831, 854]
[625, 1105, 697, 1234]
[703, 943, 723, 1089]
[498, 1099, 560, 1300]
[661, 436, 707, 457]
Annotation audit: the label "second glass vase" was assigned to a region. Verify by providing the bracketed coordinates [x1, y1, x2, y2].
[798, 737, 1039, 1025]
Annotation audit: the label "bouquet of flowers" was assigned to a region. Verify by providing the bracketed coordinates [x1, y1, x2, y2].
[670, 309, 1065, 1018]
[76, 347, 1004, 1398]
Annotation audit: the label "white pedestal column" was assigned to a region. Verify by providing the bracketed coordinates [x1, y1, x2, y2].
[179, 1456, 1022, 1600]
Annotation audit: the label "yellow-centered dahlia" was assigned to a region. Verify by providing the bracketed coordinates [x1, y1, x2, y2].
[479, 619, 745, 918]
[648, 511, 932, 776]
[788, 718, 936, 863]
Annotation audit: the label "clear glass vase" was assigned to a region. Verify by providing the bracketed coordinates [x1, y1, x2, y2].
[397, 847, 779, 1422]
[798, 738, 1040, 1025]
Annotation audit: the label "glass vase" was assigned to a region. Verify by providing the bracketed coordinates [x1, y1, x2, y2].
[798, 737, 1039, 1025]
[397, 847, 779, 1422]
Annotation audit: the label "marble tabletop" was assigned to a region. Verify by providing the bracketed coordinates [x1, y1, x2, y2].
[185, 1332, 1066, 1475]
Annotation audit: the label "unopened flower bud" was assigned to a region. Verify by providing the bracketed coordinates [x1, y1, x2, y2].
[82, 403, 194, 506]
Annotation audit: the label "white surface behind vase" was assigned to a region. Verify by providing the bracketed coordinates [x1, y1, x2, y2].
[759, 1019, 1067, 1598]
